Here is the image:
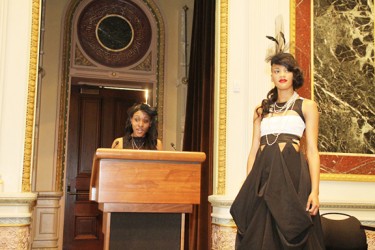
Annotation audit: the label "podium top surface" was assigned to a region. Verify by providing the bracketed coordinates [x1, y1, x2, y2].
[94, 148, 206, 162]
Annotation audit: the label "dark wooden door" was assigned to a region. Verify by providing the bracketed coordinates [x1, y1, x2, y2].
[63, 84, 145, 250]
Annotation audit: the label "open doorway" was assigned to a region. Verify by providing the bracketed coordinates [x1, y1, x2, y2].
[63, 83, 146, 249]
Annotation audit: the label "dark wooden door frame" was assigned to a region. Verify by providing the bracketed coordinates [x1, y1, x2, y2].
[63, 84, 145, 249]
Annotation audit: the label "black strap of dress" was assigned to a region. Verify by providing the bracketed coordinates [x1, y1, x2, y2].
[260, 133, 301, 146]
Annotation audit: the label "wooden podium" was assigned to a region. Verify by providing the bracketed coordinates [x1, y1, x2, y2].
[90, 148, 206, 250]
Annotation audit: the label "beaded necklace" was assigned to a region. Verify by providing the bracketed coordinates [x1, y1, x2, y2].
[131, 137, 145, 149]
[266, 92, 299, 146]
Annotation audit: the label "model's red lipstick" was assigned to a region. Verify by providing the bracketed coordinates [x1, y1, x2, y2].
[279, 79, 287, 83]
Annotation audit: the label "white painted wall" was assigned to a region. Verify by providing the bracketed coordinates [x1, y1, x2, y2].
[224, 0, 290, 197]
[0, 0, 33, 192]
[320, 181, 375, 220]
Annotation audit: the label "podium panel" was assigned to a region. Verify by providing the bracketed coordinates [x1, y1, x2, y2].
[90, 149, 205, 250]
[110, 213, 181, 250]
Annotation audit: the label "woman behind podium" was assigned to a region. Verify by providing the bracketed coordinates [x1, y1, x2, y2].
[111, 103, 162, 150]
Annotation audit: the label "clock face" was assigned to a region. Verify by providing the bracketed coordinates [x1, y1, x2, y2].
[77, 0, 152, 68]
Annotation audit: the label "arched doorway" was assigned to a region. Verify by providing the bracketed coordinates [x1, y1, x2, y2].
[58, 0, 164, 248]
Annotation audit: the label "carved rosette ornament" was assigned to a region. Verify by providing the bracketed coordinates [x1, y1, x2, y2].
[77, 0, 152, 68]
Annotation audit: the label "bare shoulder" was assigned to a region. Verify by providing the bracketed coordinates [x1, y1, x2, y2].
[254, 104, 262, 112]
[111, 137, 123, 148]
[302, 98, 319, 117]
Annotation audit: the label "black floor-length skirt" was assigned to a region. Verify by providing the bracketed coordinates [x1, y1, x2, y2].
[230, 140, 325, 250]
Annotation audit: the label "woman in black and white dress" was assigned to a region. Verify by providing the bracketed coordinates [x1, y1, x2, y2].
[230, 52, 325, 249]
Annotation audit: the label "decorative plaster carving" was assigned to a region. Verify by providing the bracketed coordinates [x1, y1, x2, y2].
[321, 201, 375, 210]
[0, 193, 36, 249]
[23, 0, 40, 192]
[217, 0, 228, 196]
[208, 195, 233, 208]
[130, 52, 152, 71]
[209, 195, 236, 249]
[0, 218, 31, 225]
[366, 230, 375, 249]
[77, 0, 152, 68]
[74, 45, 96, 67]
[211, 224, 236, 250]
[0, 192, 36, 204]
[0, 226, 30, 250]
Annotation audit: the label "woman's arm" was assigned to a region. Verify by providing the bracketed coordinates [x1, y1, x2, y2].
[247, 108, 262, 174]
[303, 99, 321, 216]
[156, 139, 163, 150]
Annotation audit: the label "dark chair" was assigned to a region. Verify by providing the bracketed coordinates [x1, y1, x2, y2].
[320, 213, 372, 250]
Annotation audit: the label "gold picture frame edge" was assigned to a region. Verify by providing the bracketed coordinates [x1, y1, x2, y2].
[321, 173, 375, 182]
[320, 152, 375, 157]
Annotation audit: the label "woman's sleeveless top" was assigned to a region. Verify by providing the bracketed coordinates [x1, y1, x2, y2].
[122, 135, 156, 150]
[260, 98, 306, 138]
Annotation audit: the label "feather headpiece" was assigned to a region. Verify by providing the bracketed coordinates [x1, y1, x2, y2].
[265, 16, 289, 62]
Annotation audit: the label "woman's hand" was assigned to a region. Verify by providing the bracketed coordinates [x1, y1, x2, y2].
[306, 192, 320, 216]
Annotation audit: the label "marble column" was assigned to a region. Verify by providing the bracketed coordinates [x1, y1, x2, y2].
[209, 195, 236, 249]
[0, 193, 37, 249]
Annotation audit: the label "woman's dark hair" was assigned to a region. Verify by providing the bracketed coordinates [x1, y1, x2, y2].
[259, 53, 304, 117]
[124, 103, 158, 149]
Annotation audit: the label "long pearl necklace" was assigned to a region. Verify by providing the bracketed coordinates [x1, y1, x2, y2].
[266, 92, 299, 146]
[271, 91, 299, 113]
